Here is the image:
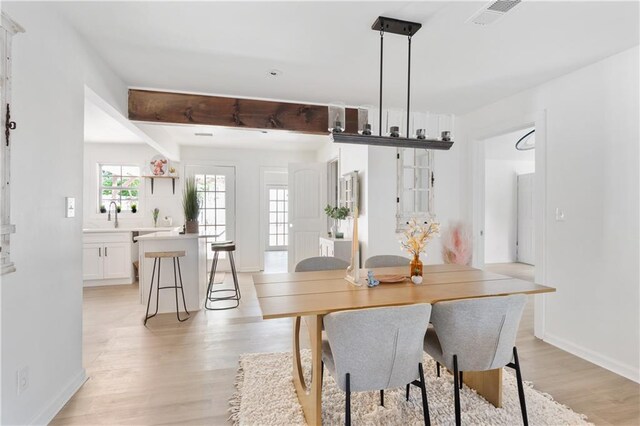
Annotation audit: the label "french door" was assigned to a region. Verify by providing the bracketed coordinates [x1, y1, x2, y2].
[266, 185, 289, 251]
[186, 165, 235, 269]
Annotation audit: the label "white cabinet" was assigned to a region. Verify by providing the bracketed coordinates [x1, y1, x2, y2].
[82, 243, 103, 281]
[83, 232, 133, 286]
[102, 242, 131, 279]
[319, 237, 353, 263]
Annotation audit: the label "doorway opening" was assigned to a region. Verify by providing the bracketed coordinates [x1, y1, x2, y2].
[262, 170, 289, 273]
[483, 126, 535, 274]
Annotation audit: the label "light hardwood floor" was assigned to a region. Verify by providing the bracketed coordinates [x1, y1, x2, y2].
[52, 264, 639, 425]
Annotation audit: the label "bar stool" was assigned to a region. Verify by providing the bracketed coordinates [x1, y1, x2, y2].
[205, 242, 241, 310]
[144, 250, 190, 325]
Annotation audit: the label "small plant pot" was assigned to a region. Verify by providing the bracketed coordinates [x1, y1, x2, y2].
[131, 208, 137, 214]
[99, 208, 107, 213]
[185, 220, 199, 234]
[335, 232, 344, 239]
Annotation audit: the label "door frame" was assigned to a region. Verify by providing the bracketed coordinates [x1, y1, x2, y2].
[470, 109, 548, 339]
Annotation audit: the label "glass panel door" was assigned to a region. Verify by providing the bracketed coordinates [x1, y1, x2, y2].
[186, 165, 235, 267]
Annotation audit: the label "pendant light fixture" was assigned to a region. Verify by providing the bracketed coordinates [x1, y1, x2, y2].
[331, 16, 454, 150]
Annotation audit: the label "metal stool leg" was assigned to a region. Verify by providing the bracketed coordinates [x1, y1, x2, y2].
[229, 251, 241, 300]
[205, 249, 240, 310]
[176, 257, 189, 315]
[172, 257, 189, 322]
[144, 257, 158, 325]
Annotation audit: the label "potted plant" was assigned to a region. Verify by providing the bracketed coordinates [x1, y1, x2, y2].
[99, 205, 107, 213]
[182, 177, 200, 233]
[131, 203, 137, 213]
[324, 204, 349, 238]
[116, 205, 122, 213]
[400, 218, 440, 283]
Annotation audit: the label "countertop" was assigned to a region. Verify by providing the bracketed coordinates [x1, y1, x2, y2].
[83, 227, 177, 234]
[135, 231, 215, 241]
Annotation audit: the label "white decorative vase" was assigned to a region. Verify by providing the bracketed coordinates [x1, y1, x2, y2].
[411, 275, 423, 285]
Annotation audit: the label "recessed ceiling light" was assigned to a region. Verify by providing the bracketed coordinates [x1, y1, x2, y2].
[194, 132, 213, 137]
[267, 69, 283, 77]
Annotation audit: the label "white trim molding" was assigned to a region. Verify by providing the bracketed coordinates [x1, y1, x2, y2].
[30, 369, 88, 425]
[544, 333, 640, 384]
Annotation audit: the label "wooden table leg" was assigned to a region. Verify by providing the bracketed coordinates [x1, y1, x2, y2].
[292, 315, 323, 426]
[463, 369, 503, 407]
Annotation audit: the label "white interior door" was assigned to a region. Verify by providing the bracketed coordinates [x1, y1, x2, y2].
[288, 163, 326, 272]
[517, 173, 535, 265]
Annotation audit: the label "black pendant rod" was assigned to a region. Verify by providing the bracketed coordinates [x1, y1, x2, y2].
[406, 34, 412, 138]
[379, 28, 384, 137]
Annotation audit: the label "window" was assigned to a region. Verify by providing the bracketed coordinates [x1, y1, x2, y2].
[339, 171, 359, 216]
[99, 164, 141, 212]
[267, 186, 288, 249]
[195, 173, 227, 261]
[396, 148, 434, 231]
[0, 15, 23, 275]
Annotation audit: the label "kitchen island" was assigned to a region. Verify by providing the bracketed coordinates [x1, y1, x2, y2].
[135, 230, 213, 314]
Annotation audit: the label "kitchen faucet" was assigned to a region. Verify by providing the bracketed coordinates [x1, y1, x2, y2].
[107, 201, 119, 228]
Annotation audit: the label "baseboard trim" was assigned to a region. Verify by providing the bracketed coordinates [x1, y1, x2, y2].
[544, 333, 639, 383]
[29, 369, 87, 425]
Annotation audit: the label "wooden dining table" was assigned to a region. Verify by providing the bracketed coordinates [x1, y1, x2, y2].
[253, 263, 556, 426]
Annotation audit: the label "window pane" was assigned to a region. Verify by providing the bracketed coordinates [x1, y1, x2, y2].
[216, 209, 226, 225]
[102, 165, 121, 175]
[278, 201, 286, 212]
[403, 168, 415, 190]
[403, 190, 415, 213]
[205, 210, 216, 226]
[216, 176, 226, 191]
[215, 192, 225, 209]
[205, 192, 216, 209]
[195, 175, 205, 191]
[277, 213, 285, 223]
[284, 235, 288, 246]
[270, 213, 277, 223]
[269, 201, 277, 212]
[284, 190, 288, 201]
[269, 235, 277, 246]
[269, 189, 277, 199]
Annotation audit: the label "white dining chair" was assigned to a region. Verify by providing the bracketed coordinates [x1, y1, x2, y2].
[322, 304, 432, 426]
[364, 255, 409, 268]
[424, 294, 528, 426]
[295, 256, 349, 272]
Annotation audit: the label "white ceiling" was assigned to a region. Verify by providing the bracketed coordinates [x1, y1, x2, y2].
[84, 96, 145, 144]
[57, 1, 639, 115]
[136, 122, 329, 151]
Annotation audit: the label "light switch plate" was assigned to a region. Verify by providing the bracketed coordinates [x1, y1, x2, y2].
[65, 197, 75, 218]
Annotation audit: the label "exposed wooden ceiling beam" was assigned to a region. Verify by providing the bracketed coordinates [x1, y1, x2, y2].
[128, 89, 359, 134]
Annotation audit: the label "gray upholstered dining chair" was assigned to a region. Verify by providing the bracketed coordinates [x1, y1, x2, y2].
[424, 294, 528, 426]
[294, 256, 349, 272]
[322, 304, 432, 426]
[364, 255, 409, 268]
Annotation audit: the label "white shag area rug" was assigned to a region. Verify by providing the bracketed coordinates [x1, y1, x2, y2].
[229, 350, 592, 426]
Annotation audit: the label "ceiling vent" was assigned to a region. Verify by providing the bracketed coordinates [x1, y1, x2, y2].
[468, 0, 521, 26]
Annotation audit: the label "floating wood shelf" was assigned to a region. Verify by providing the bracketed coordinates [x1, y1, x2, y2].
[143, 175, 179, 194]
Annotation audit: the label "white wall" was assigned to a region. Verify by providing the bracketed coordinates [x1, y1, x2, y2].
[84, 142, 316, 271]
[1, 3, 129, 424]
[484, 129, 535, 263]
[460, 46, 640, 382]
